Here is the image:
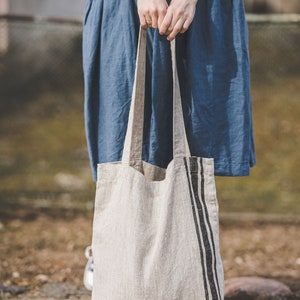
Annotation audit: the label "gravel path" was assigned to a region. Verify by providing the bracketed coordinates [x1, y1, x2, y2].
[1, 212, 299, 299]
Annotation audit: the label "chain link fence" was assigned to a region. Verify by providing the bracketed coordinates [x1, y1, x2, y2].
[0, 15, 299, 214]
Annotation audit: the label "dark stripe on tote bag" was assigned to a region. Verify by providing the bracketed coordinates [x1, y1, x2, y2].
[183, 157, 209, 299]
[190, 157, 219, 300]
[199, 158, 222, 300]
[184, 157, 220, 300]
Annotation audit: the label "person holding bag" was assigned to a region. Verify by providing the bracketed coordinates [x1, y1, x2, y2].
[82, 0, 255, 299]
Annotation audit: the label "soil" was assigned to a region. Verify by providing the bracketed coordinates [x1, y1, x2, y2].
[0, 209, 299, 299]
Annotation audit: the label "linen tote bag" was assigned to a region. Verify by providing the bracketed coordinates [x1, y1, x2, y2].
[92, 28, 224, 300]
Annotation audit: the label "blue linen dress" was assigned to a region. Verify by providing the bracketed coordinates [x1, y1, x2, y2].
[82, 0, 256, 181]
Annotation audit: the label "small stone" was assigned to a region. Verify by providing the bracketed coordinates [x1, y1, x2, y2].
[0, 284, 28, 296]
[2, 260, 8, 268]
[35, 274, 49, 283]
[3, 280, 11, 286]
[18, 279, 29, 287]
[12, 271, 20, 279]
[234, 256, 243, 265]
[42, 282, 90, 299]
[225, 276, 293, 300]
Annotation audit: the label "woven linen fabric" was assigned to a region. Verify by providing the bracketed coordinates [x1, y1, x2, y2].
[82, 0, 256, 181]
[91, 29, 224, 300]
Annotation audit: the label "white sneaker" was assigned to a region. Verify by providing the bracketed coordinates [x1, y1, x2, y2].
[83, 246, 94, 291]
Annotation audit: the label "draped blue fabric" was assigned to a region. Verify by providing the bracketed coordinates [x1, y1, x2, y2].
[82, 0, 256, 181]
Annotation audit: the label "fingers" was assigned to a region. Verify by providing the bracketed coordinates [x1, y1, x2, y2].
[139, 14, 148, 29]
[138, 11, 152, 28]
[138, 0, 196, 40]
[151, 5, 167, 28]
[159, 0, 196, 40]
[150, 10, 158, 28]
[167, 16, 194, 40]
[180, 19, 191, 34]
[138, 1, 168, 29]
[159, 8, 185, 40]
[166, 18, 185, 41]
[159, 10, 173, 35]
[157, 11, 165, 29]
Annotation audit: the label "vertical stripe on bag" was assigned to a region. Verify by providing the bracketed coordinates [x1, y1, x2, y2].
[189, 157, 220, 300]
[183, 157, 209, 300]
[196, 158, 221, 299]
[199, 158, 221, 300]
[191, 158, 218, 300]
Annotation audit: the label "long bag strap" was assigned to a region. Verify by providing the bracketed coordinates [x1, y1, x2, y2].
[122, 28, 191, 166]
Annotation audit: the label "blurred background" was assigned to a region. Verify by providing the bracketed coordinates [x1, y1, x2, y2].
[0, 0, 299, 297]
[0, 0, 299, 216]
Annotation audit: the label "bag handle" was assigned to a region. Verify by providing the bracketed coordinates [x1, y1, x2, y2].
[122, 28, 190, 166]
[170, 34, 191, 159]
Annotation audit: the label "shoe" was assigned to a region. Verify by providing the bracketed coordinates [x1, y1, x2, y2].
[83, 246, 94, 291]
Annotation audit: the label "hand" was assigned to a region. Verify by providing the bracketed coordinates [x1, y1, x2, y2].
[137, 0, 168, 29]
[159, 0, 197, 41]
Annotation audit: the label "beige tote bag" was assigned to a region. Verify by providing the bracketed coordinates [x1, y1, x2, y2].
[92, 28, 224, 300]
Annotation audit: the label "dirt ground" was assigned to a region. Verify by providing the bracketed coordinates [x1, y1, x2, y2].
[0, 209, 299, 299]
